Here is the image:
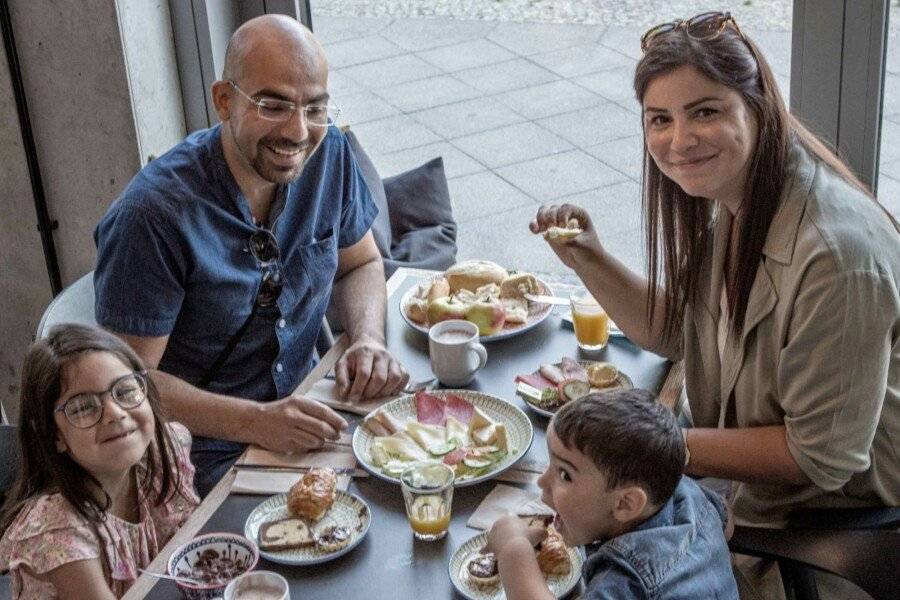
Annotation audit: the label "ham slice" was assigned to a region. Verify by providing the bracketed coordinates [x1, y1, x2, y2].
[515, 373, 555, 391]
[539, 363, 566, 385]
[443, 447, 468, 465]
[446, 394, 475, 424]
[415, 391, 446, 425]
[559, 357, 588, 383]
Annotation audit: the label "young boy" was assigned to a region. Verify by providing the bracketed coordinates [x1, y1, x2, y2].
[487, 389, 738, 599]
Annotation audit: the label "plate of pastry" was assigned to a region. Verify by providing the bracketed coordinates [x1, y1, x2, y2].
[244, 468, 371, 566]
[514, 357, 634, 418]
[400, 260, 555, 342]
[354, 390, 533, 487]
[448, 516, 583, 600]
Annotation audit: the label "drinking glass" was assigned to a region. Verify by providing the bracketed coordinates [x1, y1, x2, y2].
[400, 463, 454, 541]
[570, 288, 609, 352]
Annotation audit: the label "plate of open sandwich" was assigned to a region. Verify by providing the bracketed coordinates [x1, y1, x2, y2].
[353, 390, 533, 486]
[400, 260, 555, 342]
[245, 468, 371, 566]
[514, 357, 634, 418]
[449, 515, 583, 600]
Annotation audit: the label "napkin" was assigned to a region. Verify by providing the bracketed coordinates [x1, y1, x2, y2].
[467, 484, 553, 530]
[301, 377, 398, 416]
[232, 471, 352, 495]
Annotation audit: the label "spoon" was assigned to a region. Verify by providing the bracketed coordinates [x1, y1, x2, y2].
[139, 569, 203, 586]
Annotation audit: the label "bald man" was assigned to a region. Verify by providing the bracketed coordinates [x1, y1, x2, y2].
[93, 15, 409, 495]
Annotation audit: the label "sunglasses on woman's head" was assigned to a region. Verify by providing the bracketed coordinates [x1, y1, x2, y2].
[641, 11, 745, 52]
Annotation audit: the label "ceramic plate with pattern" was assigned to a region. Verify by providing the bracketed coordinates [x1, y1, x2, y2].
[399, 274, 554, 342]
[352, 390, 534, 486]
[520, 361, 634, 419]
[244, 491, 371, 566]
[448, 532, 583, 600]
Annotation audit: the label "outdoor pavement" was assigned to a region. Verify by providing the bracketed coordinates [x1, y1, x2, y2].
[312, 14, 900, 278]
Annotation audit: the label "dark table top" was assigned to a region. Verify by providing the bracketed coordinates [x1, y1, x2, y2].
[148, 271, 669, 599]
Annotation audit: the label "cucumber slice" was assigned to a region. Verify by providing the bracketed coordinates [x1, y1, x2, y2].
[429, 440, 458, 456]
[559, 379, 591, 402]
[383, 460, 409, 475]
[463, 456, 492, 468]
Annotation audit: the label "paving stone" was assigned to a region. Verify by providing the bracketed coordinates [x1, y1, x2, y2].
[880, 118, 900, 164]
[537, 102, 642, 147]
[448, 171, 537, 223]
[350, 114, 441, 155]
[556, 180, 644, 234]
[340, 54, 442, 89]
[495, 150, 629, 202]
[324, 35, 404, 69]
[495, 79, 604, 120]
[328, 70, 365, 97]
[883, 74, 900, 119]
[573, 66, 641, 113]
[312, 16, 392, 45]
[880, 158, 900, 181]
[597, 227, 647, 275]
[417, 38, 516, 72]
[487, 21, 604, 56]
[373, 75, 482, 112]
[876, 174, 900, 218]
[411, 97, 525, 139]
[454, 58, 559, 95]
[372, 141, 485, 180]
[743, 28, 792, 78]
[584, 135, 645, 181]
[452, 122, 574, 169]
[530, 42, 633, 79]
[596, 26, 645, 61]
[337, 90, 400, 125]
[379, 17, 495, 52]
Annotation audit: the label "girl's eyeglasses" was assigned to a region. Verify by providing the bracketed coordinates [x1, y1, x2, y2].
[640, 11, 745, 52]
[54, 371, 148, 429]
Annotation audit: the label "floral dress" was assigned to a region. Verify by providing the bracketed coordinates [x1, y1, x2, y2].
[0, 423, 200, 599]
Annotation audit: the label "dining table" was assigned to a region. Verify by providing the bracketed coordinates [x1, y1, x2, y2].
[126, 267, 683, 600]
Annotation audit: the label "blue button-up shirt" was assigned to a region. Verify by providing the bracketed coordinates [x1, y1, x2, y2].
[94, 125, 376, 455]
[582, 477, 738, 599]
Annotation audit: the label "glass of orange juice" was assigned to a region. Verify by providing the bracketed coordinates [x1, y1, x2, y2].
[570, 288, 609, 352]
[400, 463, 454, 541]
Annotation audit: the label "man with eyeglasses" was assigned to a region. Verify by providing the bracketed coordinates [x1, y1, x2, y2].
[93, 15, 409, 496]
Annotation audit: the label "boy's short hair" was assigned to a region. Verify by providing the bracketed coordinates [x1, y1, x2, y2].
[552, 389, 685, 506]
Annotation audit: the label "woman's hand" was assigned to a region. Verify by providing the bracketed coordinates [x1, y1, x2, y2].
[530, 204, 605, 271]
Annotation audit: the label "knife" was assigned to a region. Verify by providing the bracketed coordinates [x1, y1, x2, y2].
[234, 465, 368, 477]
[523, 293, 570, 306]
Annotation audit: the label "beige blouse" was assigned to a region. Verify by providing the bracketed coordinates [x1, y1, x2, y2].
[652, 140, 900, 526]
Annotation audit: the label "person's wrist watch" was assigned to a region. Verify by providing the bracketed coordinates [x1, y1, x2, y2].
[682, 428, 691, 469]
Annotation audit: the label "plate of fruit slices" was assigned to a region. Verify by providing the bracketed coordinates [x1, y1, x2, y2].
[514, 358, 634, 418]
[399, 274, 555, 342]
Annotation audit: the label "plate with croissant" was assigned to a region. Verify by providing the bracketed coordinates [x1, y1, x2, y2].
[244, 468, 372, 566]
[514, 357, 633, 418]
[401, 260, 555, 342]
[448, 517, 583, 599]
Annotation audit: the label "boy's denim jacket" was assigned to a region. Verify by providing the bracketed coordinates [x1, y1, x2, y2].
[582, 477, 738, 599]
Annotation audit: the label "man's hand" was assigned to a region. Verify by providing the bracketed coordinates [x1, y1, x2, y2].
[530, 204, 605, 271]
[485, 515, 548, 557]
[252, 396, 348, 454]
[334, 334, 409, 401]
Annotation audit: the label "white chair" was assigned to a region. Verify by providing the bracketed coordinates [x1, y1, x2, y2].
[35, 271, 96, 339]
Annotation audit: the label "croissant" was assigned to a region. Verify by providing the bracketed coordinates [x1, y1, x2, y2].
[288, 467, 337, 521]
[536, 525, 571, 575]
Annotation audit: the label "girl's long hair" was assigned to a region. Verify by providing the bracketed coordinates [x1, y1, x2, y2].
[0, 323, 181, 531]
[634, 28, 876, 343]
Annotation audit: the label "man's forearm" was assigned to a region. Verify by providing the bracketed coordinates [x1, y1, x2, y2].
[332, 257, 386, 344]
[150, 369, 261, 442]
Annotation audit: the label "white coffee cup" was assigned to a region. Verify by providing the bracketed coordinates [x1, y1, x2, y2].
[224, 570, 289, 600]
[428, 320, 488, 386]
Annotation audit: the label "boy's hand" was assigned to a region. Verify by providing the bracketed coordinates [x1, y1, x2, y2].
[485, 515, 547, 556]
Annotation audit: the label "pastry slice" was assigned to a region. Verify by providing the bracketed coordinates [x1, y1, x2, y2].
[536, 525, 571, 575]
[466, 552, 500, 588]
[288, 468, 337, 521]
[258, 517, 315, 551]
[315, 525, 353, 553]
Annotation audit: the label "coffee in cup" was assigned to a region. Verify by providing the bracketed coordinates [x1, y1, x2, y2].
[428, 320, 487, 386]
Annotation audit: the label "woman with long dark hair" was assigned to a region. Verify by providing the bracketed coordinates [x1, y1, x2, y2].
[533, 7, 898, 552]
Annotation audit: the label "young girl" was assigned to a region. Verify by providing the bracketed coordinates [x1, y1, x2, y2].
[0, 323, 200, 598]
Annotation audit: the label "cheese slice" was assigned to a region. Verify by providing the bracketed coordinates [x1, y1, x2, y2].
[372, 434, 430, 464]
[406, 421, 449, 453]
[445, 415, 472, 448]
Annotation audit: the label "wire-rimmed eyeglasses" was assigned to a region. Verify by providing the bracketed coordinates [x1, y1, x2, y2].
[54, 371, 148, 429]
[228, 80, 341, 126]
[640, 11, 745, 52]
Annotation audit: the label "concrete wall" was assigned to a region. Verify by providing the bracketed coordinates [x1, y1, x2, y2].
[0, 0, 185, 421]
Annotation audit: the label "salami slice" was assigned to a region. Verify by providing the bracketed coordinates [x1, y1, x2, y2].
[559, 357, 589, 383]
[446, 394, 475, 424]
[415, 391, 447, 425]
[442, 447, 468, 465]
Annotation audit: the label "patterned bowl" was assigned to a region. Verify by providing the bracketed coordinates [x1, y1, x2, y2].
[167, 532, 259, 600]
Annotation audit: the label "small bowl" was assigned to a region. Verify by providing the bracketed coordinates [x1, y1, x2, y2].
[167, 532, 259, 600]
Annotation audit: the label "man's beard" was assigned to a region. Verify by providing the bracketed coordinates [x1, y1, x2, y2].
[251, 139, 309, 184]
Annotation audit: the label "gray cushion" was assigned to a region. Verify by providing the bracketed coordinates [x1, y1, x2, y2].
[344, 130, 392, 260]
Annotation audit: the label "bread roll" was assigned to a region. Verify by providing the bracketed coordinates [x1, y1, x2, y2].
[427, 277, 450, 302]
[445, 260, 507, 293]
[499, 273, 540, 299]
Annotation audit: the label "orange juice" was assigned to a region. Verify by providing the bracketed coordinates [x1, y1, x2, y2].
[571, 294, 609, 350]
[407, 495, 451, 536]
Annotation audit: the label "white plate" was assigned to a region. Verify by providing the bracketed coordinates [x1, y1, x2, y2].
[244, 491, 371, 566]
[399, 274, 554, 342]
[448, 532, 583, 600]
[519, 361, 634, 419]
[352, 390, 534, 486]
